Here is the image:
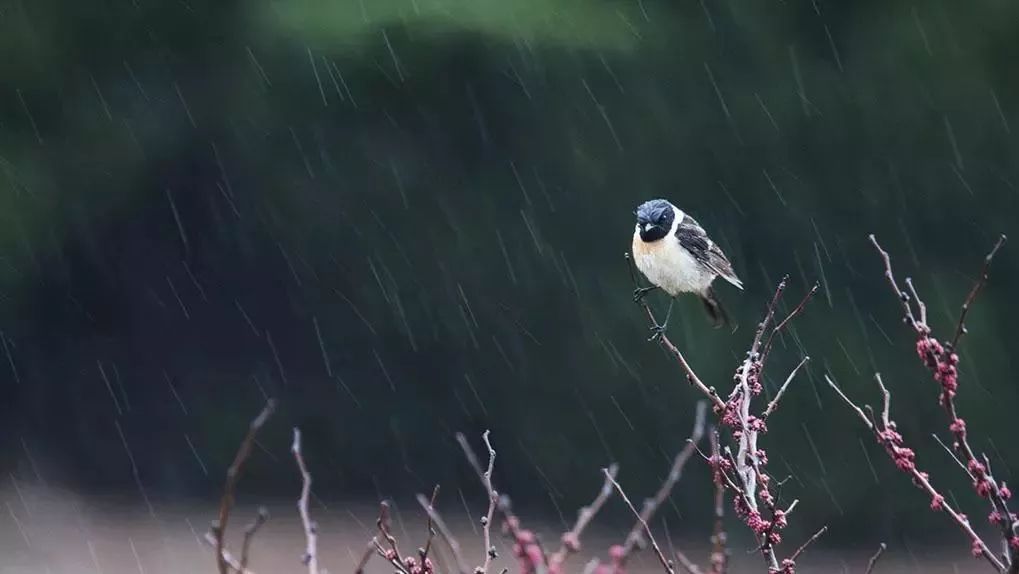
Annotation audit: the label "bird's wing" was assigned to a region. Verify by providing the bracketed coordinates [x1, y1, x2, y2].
[675, 215, 744, 290]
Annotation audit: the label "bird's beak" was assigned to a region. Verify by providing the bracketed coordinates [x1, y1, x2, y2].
[642, 223, 655, 233]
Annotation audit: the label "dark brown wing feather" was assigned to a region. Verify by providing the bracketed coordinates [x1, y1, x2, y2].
[675, 215, 744, 290]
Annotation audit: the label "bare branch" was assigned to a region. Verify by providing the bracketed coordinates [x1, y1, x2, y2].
[480, 430, 498, 574]
[864, 543, 887, 574]
[708, 431, 728, 574]
[603, 468, 675, 574]
[354, 539, 376, 574]
[787, 525, 827, 563]
[213, 399, 276, 574]
[951, 234, 1006, 350]
[623, 401, 708, 557]
[291, 428, 318, 574]
[416, 493, 469, 574]
[626, 253, 725, 411]
[421, 484, 441, 561]
[240, 507, 269, 571]
[203, 531, 257, 574]
[548, 463, 619, 570]
[763, 356, 810, 419]
[824, 373, 1004, 571]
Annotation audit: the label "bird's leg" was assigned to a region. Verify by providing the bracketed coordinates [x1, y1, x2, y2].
[633, 285, 658, 303]
[649, 298, 674, 342]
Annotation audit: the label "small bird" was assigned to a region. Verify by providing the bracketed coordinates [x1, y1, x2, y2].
[631, 199, 743, 335]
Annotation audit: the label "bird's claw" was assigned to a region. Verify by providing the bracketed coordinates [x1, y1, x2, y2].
[648, 323, 667, 342]
[633, 286, 656, 304]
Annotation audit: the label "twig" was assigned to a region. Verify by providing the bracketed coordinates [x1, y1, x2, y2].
[763, 356, 810, 419]
[864, 543, 887, 574]
[377, 501, 407, 569]
[708, 431, 728, 574]
[622, 401, 708, 557]
[203, 531, 257, 574]
[213, 399, 276, 574]
[604, 467, 675, 574]
[481, 430, 498, 574]
[292, 428, 318, 574]
[416, 493, 470, 574]
[548, 463, 619, 569]
[787, 525, 827, 563]
[871, 235, 1017, 572]
[421, 485, 441, 561]
[823, 374, 1005, 572]
[951, 234, 1006, 350]
[240, 507, 269, 571]
[626, 253, 725, 411]
[354, 539, 376, 574]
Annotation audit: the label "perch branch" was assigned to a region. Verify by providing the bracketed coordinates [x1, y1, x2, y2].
[548, 463, 619, 570]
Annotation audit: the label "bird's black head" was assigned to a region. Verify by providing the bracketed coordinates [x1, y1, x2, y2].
[635, 199, 675, 242]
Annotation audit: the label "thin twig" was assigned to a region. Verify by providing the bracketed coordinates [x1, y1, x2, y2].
[763, 356, 810, 419]
[213, 399, 276, 574]
[548, 463, 619, 569]
[354, 539, 376, 574]
[864, 542, 887, 574]
[292, 428, 318, 574]
[421, 485, 441, 561]
[626, 253, 725, 411]
[708, 431, 728, 574]
[416, 493, 470, 574]
[623, 401, 708, 557]
[480, 430, 498, 574]
[240, 507, 269, 571]
[203, 531, 257, 574]
[604, 468, 675, 574]
[823, 375, 1005, 572]
[787, 525, 827, 563]
[951, 234, 1006, 350]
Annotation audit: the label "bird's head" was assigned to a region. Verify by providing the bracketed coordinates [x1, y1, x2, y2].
[635, 199, 676, 242]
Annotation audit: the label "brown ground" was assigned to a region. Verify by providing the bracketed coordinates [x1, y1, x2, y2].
[0, 487, 989, 573]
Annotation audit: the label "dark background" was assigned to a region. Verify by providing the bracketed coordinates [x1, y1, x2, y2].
[2, 0, 1019, 553]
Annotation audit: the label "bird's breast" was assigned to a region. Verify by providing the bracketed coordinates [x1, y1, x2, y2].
[632, 230, 713, 296]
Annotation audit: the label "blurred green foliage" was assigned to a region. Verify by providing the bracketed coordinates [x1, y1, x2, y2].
[3, 0, 1019, 549]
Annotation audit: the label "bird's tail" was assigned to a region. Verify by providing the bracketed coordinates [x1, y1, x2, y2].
[700, 287, 729, 329]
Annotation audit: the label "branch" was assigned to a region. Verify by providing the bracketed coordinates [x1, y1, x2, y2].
[626, 253, 725, 411]
[212, 399, 276, 574]
[603, 468, 675, 574]
[622, 401, 708, 557]
[708, 431, 729, 574]
[416, 493, 469, 574]
[421, 485, 441, 562]
[951, 234, 1006, 350]
[204, 531, 257, 574]
[763, 356, 810, 419]
[291, 428, 318, 574]
[864, 543, 887, 574]
[871, 235, 1017, 571]
[240, 507, 269, 571]
[786, 525, 827, 563]
[823, 374, 1004, 572]
[481, 430, 498, 574]
[548, 463, 619, 570]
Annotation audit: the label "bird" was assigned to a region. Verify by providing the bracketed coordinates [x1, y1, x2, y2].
[631, 198, 743, 336]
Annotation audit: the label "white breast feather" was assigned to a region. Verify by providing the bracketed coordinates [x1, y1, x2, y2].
[632, 216, 715, 297]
